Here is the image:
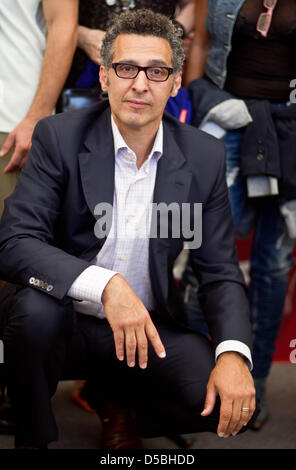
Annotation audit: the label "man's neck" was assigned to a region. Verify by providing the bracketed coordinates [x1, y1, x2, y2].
[112, 115, 161, 169]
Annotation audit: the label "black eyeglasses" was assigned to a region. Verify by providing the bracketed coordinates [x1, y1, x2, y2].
[111, 63, 174, 82]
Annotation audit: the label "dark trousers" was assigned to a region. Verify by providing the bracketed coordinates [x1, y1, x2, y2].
[0, 283, 221, 447]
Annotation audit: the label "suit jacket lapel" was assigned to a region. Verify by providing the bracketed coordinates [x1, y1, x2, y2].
[78, 107, 115, 251]
[149, 120, 192, 306]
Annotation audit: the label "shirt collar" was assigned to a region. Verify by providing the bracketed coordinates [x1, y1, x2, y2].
[111, 115, 163, 163]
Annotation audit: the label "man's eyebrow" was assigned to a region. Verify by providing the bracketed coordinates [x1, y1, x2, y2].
[116, 59, 170, 66]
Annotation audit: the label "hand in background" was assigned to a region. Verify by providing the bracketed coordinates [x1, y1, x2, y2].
[0, 117, 37, 173]
[78, 26, 105, 65]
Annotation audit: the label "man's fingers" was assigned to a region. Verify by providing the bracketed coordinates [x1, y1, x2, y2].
[225, 399, 242, 437]
[135, 327, 148, 369]
[125, 329, 137, 368]
[231, 385, 256, 435]
[231, 401, 253, 436]
[217, 399, 233, 437]
[241, 395, 256, 429]
[113, 328, 125, 362]
[201, 384, 217, 417]
[145, 321, 166, 360]
[103, 277, 165, 368]
[117, 319, 164, 369]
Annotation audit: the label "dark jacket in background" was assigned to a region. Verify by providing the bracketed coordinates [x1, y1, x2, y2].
[241, 102, 296, 201]
[189, 77, 296, 202]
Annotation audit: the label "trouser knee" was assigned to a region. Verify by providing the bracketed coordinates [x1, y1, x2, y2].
[3, 286, 75, 354]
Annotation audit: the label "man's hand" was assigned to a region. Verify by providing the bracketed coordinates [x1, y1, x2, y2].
[0, 117, 37, 173]
[78, 26, 105, 65]
[102, 274, 166, 369]
[201, 351, 256, 437]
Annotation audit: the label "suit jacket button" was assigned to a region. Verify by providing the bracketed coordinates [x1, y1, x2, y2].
[29, 277, 35, 285]
[46, 285, 53, 292]
[34, 279, 39, 286]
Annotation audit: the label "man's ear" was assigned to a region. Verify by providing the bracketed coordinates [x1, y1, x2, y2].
[170, 72, 182, 98]
[99, 65, 108, 92]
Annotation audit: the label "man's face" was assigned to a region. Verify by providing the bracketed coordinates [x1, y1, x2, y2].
[99, 34, 182, 133]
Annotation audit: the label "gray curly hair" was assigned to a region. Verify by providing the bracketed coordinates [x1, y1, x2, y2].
[100, 9, 185, 74]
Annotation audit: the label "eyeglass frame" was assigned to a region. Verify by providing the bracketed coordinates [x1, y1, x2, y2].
[111, 62, 174, 82]
[256, 0, 278, 37]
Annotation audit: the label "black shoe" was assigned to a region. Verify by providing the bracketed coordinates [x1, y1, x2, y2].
[250, 377, 269, 431]
[0, 402, 15, 435]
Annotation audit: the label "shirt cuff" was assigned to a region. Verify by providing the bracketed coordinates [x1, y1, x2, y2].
[215, 340, 253, 371]
[67, 265, 118, 304]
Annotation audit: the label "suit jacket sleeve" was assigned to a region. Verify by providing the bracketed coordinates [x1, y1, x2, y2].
[189, 141, 252, 351]
[0, 118, 92, 300]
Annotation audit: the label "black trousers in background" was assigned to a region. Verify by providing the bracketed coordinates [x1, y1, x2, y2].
[0, 283, 221, 447]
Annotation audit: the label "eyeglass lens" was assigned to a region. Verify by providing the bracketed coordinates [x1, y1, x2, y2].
[264, 0, 277, 8]
[115, 64, 169, 81]
[257, 13, 271, 30]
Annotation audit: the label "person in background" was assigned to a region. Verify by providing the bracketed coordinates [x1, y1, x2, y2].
[184, 0, 296, 430]
[0, 0, 79, 217]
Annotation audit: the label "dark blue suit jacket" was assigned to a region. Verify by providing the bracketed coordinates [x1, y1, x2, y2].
[0, 100, 252, 352]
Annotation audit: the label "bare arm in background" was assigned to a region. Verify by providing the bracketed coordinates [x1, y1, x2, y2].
[0, 0, 78, 173]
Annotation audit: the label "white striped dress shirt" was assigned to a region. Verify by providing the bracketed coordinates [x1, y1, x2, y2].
[68, 116, 162, 318]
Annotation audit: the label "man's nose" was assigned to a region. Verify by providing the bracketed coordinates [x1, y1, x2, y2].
[131, 70, 149, 91]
